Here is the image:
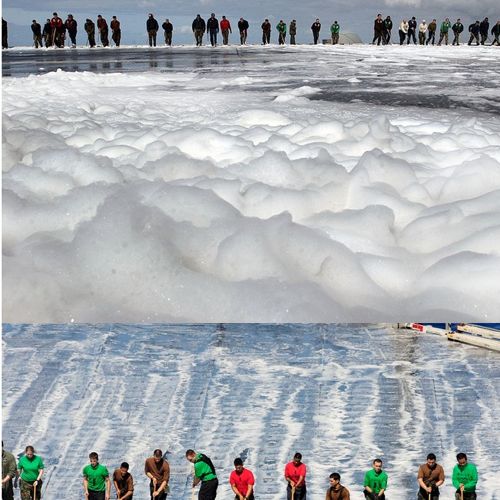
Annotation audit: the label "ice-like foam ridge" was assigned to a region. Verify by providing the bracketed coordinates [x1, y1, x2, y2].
[2, 57, 500, 321]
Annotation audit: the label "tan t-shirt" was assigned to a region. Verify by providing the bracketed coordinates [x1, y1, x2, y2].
[144, 457, 170, 484]
[418, 463, 445, 486]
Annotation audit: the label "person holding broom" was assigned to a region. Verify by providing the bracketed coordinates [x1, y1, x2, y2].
[452, 453, 478, 500]
[417, 453, 444, 500]
[285, 452, 307, 500]
[17, 446, 44, 500]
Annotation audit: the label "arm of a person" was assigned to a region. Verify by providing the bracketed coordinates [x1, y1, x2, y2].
[246, 482, 254, 498]
[295, 475, 304, 488]
[105, 476, 111, 498]
[451, 467, 460, 489]
[34, 468, 44, 486]
[363, 472, 372, 492]
[231, 483, 243, 499]
[113, 480, 120, 498]
[83, 477, 89, 496]
[436, 467, 444, 487]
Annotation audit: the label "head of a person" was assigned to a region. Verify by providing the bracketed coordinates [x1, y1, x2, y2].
[185, 449, 196, 463]
[196, 14, 201, 19]
[222, 16, 226, 20]
[120, 462, 129, 475]
[457, 18, 461, 22]
[316, 18, 320, 22]
[377, 14, 382, 19]
[112, 16, 117, 20]
[387, 16, 391, 19]
[211, 13, 215, 18]
[98, 15, 102, 19]
[47, 19, 51, 22]
[412, 16, 416, 20]
[485, 17, 488, 21]
[293, 452, 302, 465]
[32, 19, 36, 23]
[149, 13, 153, 18]
[153, 449, 163, 463]
[445, 18, 449, 22]
[476, 20, 480, 24]
[373, 458, 383, 472]
[25, 446, 35, 459]
[68, 14, 73, 19]
[265, 19, 269, 22]
[456, 453, 467, 466]
[426, 453, 437, 468]
[234, 457, 244, 473]
[89, 452, 99, 466]
[293, 19, 296, 23]
[53, 12, 58, 17]
[166, 19, 170, 22]
[329, 472, 341, 487]
[433, 19, 436, 22]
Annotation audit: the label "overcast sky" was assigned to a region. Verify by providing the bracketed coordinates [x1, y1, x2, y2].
[2, 0, 497, 46]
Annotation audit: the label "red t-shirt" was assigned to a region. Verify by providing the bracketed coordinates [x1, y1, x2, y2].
[285, 462, 306, 486]
[230, 468, 255, 496]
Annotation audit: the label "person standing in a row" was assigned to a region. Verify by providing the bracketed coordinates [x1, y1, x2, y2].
[417, 453, 444, 500]
[373, 14, 384, 45]
[230, 458, 254, 500]
[238, 18, 249, 45]
[2, 443, 16, 500]
[492, 20, 500, 45]
[438, 17, 451, 45]
[311, 18, 321, 44]
[207, 13, 219, 47]
[383, 16, 392, 43]
[331, 21, 340, 44]
[399, 19, 408, 44]
[145, 449, 170, 500]
[326, 472, 350, 500]
[2, 18, 7, 49]
[192, 14, 205, 46]
[162, 19, 173, 46]
[261, 19, 271, 44]
[363, 459, 387, 500]
[289, 19, 297, 44]
[147, 13, 159, 47]
[85, 18, 96, 47]
[111, 16, 121, 46]
[285, 452, 306, 500]
[31, 20, 43, 48]
[186, 449, 218, 500]
[277, 20, 287, 44]
[418, 20, 427, 45]
[50, 12, 64, 47]
[452, 453, 477, 500]
[480, 17, 489, 44]
[97, 15, 109, 46]
[407, 16, 417, 43]
[65, 14, 77, 48]
[18, 446, 44, 500]
[113, 462, 133, 499]
[452, 18, 464, 45]
[220, 16, 231, 45]
[83, 452, 110, 500]
[468, 20, 480, 45]
[426, 19, 437, 44]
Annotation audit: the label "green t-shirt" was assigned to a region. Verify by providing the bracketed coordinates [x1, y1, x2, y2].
[194, 454, 217, 482]
[83, 463, 109, 492]
[364, 469, 388, 493]
[452, 463, 478, 492]
[18, 455, 44, 482]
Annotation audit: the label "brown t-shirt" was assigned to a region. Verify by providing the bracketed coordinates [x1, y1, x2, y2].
[326, 485, 350, 500]
[418, 463, 445, 486]
[112, 469, 134, 494]
[144, 457, 170, 484]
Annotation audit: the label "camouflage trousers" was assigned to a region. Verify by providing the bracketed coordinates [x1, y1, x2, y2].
[20, 480, 42, 500]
